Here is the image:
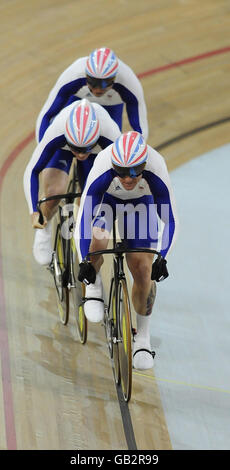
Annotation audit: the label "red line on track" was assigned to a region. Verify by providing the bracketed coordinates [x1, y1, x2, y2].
[0, 131, 35, 450]
[0, 133, 35, 189]
[138, 46, 230, 78]
[0, 45, 229, 450]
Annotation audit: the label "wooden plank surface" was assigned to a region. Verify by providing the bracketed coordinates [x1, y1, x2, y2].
[0, 0, 229, 450]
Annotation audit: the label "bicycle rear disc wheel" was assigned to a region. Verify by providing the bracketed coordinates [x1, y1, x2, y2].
[54, 225, 69, 325]
[118, 279, 132, 402]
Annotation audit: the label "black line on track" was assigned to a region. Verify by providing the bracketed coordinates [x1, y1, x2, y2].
[113, 374, 137, 450]
[155, 116, 230, 151]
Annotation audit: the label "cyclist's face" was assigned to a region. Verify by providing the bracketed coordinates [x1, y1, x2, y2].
[70, 149, 91, 161]
[118, 175, 142, 190]
[86, 76, 114, 97]
[88, 84, 113, 97]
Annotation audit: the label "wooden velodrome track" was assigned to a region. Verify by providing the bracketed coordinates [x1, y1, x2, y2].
[0, 0, 230, 450]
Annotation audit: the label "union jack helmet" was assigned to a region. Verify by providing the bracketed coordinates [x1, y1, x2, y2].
[111, 132, 148, 178]
[65, 99, 100, 150]
[86, 47, 119, 79]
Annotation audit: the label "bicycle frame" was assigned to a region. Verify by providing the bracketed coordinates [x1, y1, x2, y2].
[37, 188, 81, 325]
[37, 191, 81, 282]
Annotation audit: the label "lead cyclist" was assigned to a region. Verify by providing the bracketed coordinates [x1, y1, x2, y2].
[74, 131, 179, 370]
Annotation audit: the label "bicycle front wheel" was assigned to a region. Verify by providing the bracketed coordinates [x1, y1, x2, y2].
[77, 283, 88, 344]
[71, 240, 88, 344]
[118, 279, 132, 402]
[53, 224, 69, 325]
[109, 278, 120, 385]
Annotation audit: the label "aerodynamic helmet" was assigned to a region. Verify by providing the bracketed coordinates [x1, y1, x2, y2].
[65, 99, 100, 152]
[111, 131, 148, 178]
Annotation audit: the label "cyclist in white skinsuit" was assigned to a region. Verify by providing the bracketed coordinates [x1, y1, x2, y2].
[23, 99, 121, 265]
[75, 131, 179, 370]
[36, 47, 148, 143]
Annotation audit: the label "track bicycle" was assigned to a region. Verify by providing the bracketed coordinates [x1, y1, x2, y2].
[82, 219, 161, 402]
[37, 164, 88, 344]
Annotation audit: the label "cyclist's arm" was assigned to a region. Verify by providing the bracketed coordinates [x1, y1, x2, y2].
[36, 79, 86, 143]
[144, 153, 179, 258]
[93, 103, 121, 142]
[23, 130, 66, 215]
[113, 62, 148, 140]
[35, 58, 87, 142]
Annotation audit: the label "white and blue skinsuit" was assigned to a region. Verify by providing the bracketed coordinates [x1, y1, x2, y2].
[35, 57, 148, 143]
[24, 102, 121, 215]
[75, 145, 179, 262]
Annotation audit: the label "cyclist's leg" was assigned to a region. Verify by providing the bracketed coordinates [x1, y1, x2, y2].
[88, 192, 116, 271]
[126, 252, 156, 369]
[88, 226, 110, 271]
[122, 196, 158, 369]
[33, 165, 67, 265]
[41, 168, 69, 218]
[82, 194, 114, 322]
[40, 149, 72, 219]
[82, 226, 111, 322]
[118, 194, 157, 315]
[33, 150, 72, 265]
[126, 251, 154, 315]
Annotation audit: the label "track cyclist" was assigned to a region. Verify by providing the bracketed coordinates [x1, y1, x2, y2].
[36, 47, 148, 143]
[75, 131, 179, 370]
[23, 99, 121, 266]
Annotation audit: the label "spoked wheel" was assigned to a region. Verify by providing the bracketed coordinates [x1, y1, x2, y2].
[108, 278, 121, 385]
[118, 279, 132, 402]
[71, 240, 87, 344]
[53, 225, 69, 325]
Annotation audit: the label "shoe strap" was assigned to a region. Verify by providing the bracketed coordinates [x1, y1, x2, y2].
[133, 348, 155, 359]
[83, 297, 104, 304]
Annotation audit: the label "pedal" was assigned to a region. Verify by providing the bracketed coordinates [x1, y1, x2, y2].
[132, 328, 137, 340]
[112, 337, 122, 344]
[67, 282, 75, 290]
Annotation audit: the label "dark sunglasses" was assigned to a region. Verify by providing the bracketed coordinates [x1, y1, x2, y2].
[86, 75, 115, 89]
[67, 142, 97, 154]
[113, 162, 146, 179]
